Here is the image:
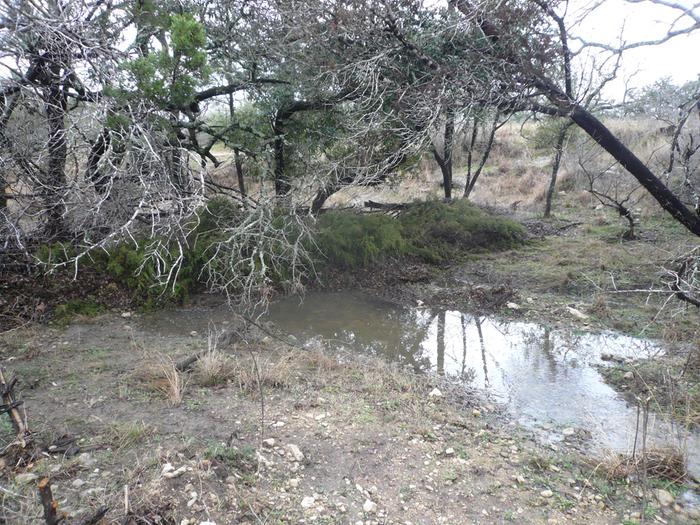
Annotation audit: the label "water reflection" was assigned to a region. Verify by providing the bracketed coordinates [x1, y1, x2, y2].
[267, 290, 700, 473]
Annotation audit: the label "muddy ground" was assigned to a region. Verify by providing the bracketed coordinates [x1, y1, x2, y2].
[2, 204, 700, 524]
[0, 306, 696, 525]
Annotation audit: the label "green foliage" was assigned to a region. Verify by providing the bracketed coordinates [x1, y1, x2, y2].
[314, 212, 408, 269]
[126, 13, 209, 108]
[313, 200, 526, 269]
[525, 117, 572, 150]
[54, 298, 104, 323]
[204, 443, 258, 476]
[398, 200, 526, 263]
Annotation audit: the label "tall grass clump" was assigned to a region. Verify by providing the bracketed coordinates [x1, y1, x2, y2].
[399, 200, 526, 262]
[314, 211, 408, 269]
[313, 200, 526, 269]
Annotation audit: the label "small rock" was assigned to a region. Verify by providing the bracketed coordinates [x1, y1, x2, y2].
[506, 302, 520, 310]
[71, 479, 86, 488]
[190, 330, 198, 336]
[121, 312, 132, 318]
[623, 371, 634, 380]
[654, 488, 675, 507]
[428, 388, 443, 398]
[262, 438, 276, 448]
[566, 306, 588, 320]
[15, 473, 38, 484]
[161, 462, 188, 479]
[515, 475, 526, 484]
[301, 496, 315, 509]
[285, 444, 305, 462]
[363, 499, 378, 514]
[562, 427, 575, 436]
[472, 409, 481, 418]
[78, 453, 95, 467]
[444, 447, 455, 456]
[541, 489, 554, 498]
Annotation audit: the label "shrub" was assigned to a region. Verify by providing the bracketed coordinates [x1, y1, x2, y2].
[398, 200, 526, 262]
[313, 200, 526, 269]
[314, 211, 408, 269]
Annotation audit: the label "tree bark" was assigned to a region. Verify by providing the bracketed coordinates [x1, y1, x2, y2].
[273, 116, 290, 197]
[568, 105, 700, 236]
[543, 124, 569, 218]
[44, 77, 68, 240]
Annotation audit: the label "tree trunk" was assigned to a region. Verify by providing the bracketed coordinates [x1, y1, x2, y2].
[228, 93, 247, 202]
[311, 180, 339, 215]
[0, 93, 18, 212]
[442, 109, 454, 200]
[569, 105, 700, 236]
[273, 117, 290, 197]
[0, 172, 6, 211]
[86, 127, 111, 194]
[543, 124, 568, 218]
[436, 311, 445, 376]
[234, 148, 247, 201]
[44, 79, 68, 240]
[433, 149, 452, 200]
[464, 113, 499, 199]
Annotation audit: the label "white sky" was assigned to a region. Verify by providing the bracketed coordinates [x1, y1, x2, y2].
[567, 0, 700, 98]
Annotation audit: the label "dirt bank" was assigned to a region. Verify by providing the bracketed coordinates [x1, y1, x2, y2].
[0, 309, 696, 524]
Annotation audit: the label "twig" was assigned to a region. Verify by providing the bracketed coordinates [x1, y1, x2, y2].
[38, 478, 63, 525]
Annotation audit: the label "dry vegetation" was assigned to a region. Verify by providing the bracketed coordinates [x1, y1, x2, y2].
[3, 313, 695, 525]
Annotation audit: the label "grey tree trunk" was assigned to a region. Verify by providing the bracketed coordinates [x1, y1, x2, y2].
[543, 125, 569, 218]
[44, 78, 68, 240]
[437, 311, 446, 376]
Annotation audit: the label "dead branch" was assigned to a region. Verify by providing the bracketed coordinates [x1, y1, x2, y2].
[38, 477, 64, 525]
[0, 366, 30, 447]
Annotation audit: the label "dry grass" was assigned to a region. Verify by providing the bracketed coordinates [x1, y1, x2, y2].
[136, 354, 188, 406]
[195, 330, 234, 386]
[597, 446, 687, 482]
[234, 352, 297, 396]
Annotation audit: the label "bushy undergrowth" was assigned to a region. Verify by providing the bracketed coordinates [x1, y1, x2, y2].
[36, 197, 242, 309]
[314, 212, 408, 269]
[314, 200, 526, 269]
[33, 199, 525, 318]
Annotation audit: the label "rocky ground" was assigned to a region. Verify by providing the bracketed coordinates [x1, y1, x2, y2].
[0, 308, 698, 525]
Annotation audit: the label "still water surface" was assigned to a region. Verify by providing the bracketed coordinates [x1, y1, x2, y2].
[267, 290, 700, 474]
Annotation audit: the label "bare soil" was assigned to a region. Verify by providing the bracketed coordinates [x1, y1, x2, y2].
[0, 305, 696, 525]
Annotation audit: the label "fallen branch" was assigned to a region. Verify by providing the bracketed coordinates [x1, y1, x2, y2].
[76, 506, 108, 525]
[364, 200, 409, 211]
[175, 329, 241, 371]
[38, 477, 63, 525]
[0, 366, 30, 447]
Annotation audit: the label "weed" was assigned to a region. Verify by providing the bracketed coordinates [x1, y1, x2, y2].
[205, 443, 257, 474]
[106, 421, 153, 450]
[195, 330, 234, 386]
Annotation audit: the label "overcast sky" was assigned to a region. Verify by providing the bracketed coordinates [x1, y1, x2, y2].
[567, 0, 699, 98]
